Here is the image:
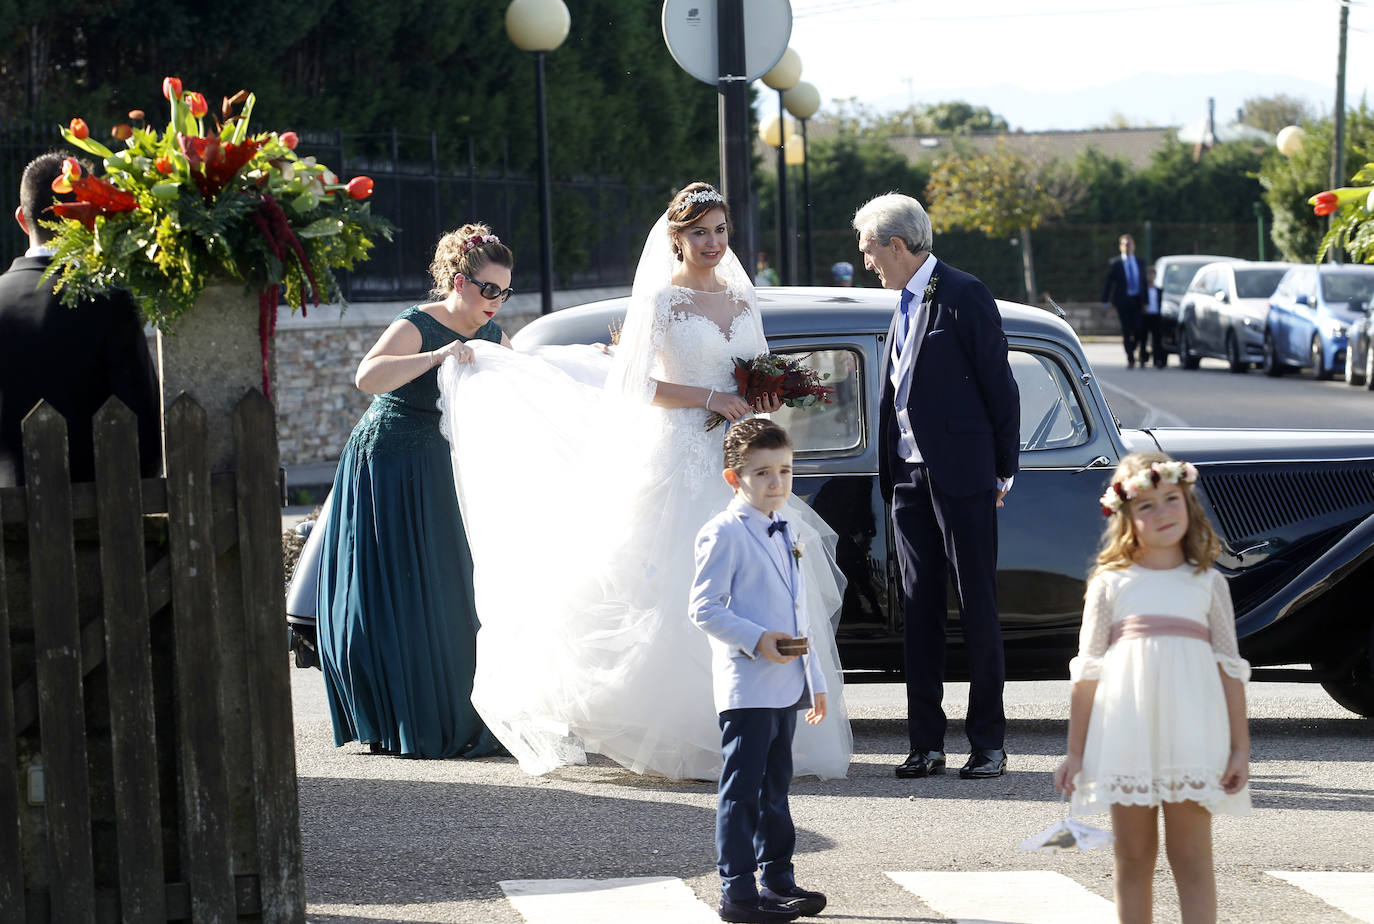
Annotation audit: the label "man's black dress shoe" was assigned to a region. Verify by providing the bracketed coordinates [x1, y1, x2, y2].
[760, 884, 827, 917]
[959, 748, 1008, 779]
[717, 896, 803, 923]
[895, 749, 946, 778]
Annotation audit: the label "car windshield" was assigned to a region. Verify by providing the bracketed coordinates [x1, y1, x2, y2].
[1234, 268, 1288, 299]
[1162, 260, 1211, 295]
[1321, 271, 1374, 305]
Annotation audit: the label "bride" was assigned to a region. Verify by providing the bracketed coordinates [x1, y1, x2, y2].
[437, 182, 852, 780]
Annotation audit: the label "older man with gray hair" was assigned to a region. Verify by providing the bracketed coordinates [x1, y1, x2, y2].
[853, 192, 1020, 781]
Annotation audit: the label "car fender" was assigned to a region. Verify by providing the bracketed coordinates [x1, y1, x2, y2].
[1236, 509, 1374, 637]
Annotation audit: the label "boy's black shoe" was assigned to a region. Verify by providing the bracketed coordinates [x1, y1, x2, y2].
[760, 884, 827, 917]
[718, 896, 804, 922]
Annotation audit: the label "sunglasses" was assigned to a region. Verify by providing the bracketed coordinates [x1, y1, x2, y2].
[466, 275, 514, 303]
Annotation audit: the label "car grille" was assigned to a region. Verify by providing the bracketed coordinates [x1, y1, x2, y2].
[1198, 463, 1374, 541]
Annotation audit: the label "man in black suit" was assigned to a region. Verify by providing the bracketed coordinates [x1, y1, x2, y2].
[852, 193, 1021, 780]
[1101, 233, 1149, 368]
[0, 152, 161, 486]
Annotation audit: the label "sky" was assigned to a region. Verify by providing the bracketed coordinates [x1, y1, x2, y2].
[772, 0, 1373, 132]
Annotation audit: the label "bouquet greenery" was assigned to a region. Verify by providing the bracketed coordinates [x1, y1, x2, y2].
[705, 353, 834, 431]
[1310, 161, 1374, 264]
[43, 77, 393, 394]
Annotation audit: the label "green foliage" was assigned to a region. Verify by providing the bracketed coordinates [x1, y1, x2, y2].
[1316, 161, 1374, 264]
[1259, 103, 1374, 262]
[1238, 94, 1314, 135]
[822, 98, 1009, 136]
[926, 140, 1059, 239]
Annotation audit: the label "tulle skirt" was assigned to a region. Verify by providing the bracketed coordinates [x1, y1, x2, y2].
[438, 343, 853, 780]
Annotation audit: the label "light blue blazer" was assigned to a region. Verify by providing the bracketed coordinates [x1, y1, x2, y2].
[689, 497, 827, 714]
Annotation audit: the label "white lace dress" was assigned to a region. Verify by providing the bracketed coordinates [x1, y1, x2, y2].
[1069, 565, 1251, 816]
[436, 284, 853, 781]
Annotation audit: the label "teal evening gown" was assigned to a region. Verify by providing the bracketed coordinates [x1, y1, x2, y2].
[316, 306, 501, 758]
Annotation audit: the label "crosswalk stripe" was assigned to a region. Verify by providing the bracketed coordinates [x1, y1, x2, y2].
[1267, 871, 1374, 923]
[499, 876, 720, 923]
[885, 870, 1116, 924]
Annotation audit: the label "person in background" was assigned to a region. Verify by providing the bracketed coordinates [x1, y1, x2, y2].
[0, 151, 161, 486]
[756, 252, 779, 287]
[1140, 266, 1166, 369]
[831, 261, 854, 287]
[1101, 234, 1149, 368]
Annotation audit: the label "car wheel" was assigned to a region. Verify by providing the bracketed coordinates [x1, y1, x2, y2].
[1317, 632, 1374, 718]
[1261, 331, 1284, 377]
[1346, 341, 1365, 385]
[1178, 323, 1201, 370]
[1366, 340, 1374, 391]
[1226, 333, 1248, 373]
[1310, 334, 1332, 380]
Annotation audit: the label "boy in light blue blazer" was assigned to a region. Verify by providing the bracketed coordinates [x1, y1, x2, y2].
[690, 419, 828, 924]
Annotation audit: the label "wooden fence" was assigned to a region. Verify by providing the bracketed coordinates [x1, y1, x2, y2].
[1, 392, 303, 923]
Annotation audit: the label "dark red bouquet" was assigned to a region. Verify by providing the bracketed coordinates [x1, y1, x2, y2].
[705, 352, 833, 431]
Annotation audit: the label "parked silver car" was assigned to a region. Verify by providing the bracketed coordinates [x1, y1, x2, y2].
[1177, 261, 1294, 372]
[1153, 253, 1241, 360]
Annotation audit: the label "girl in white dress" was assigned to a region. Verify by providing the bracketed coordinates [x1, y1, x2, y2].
[436, 183, 852, 781]
[1054, 451, 1250, 924]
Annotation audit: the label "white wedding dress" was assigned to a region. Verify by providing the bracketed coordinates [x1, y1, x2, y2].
[436, 219, 852, 781]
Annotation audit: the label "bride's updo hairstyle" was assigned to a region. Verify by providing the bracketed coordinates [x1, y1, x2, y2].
[429, 222, 514, 298]
[667, 182, 731, 261]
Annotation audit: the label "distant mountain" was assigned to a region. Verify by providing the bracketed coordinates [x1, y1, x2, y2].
[868, 71, 1353, 132]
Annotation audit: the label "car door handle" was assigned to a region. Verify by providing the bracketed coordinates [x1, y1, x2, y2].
[1234, 540, 1273, 560]
[1073, 456, 1112, 474]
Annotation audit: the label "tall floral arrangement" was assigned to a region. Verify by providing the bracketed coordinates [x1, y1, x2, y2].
[1310, 160, 1374, 264]
[43, 77, 393, 396]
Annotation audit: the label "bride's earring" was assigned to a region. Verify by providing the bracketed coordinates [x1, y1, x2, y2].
[671, 238, 683, 261]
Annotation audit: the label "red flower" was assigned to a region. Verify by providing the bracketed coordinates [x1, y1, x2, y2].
[69, 117, 89, 140]
[279, 131, 299, 150]
[186, 92, 209, 118]
[111, 123, 133, 141]
[156, 155, 174, 175]
[1313, 191, 1339, 217]
[162, 76, 182, 100]
[50, 157, 83, 194]
[346, 176, 374, 200]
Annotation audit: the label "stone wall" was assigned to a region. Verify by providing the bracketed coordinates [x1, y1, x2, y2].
[268, 287, 629, 467]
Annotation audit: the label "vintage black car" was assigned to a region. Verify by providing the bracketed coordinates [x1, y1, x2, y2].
[512, 286, 1374, 718]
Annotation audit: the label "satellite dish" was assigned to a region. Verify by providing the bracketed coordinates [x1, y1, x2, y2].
[661, 0, 792, 86]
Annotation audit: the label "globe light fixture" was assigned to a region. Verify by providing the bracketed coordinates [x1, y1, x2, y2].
[506, 0, 570, 314]
[1276, 124, 1305, 158]
[784, 81, 820, 284]
[759, 47, 801, 285]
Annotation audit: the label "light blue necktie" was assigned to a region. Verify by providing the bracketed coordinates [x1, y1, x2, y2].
[895, 288, 916, 358]
[1124, 257, 1138, 295]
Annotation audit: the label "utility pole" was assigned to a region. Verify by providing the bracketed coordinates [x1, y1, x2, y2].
[1330, 0, 1349, 262]
[716, 0, 754, 277]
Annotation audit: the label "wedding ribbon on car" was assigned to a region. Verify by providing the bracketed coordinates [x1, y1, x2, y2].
[1018, 794, 1114, 853]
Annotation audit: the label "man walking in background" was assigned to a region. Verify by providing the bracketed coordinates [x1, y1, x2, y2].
[1101, 233, 1149, 368]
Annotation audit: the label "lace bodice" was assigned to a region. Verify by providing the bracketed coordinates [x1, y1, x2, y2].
[1069, 565, 1249, 682]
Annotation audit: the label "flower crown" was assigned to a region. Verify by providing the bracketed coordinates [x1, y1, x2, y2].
[460, 232, 501, 254]
[1099, 460, 1199, 516]
[679, 187, 724, 209]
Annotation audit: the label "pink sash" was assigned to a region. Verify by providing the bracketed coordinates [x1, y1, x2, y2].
[1108, 614, 1211, 646]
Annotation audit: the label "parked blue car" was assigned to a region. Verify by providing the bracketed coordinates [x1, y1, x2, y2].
[1265, 264, 1374, 379]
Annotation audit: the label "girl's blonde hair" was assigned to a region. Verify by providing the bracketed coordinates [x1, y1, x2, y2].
[1092, 450, 1220, 579]
[428, 222, 514, 299]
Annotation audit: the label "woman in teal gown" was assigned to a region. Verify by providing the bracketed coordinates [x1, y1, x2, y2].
[316, 223, 513, 758]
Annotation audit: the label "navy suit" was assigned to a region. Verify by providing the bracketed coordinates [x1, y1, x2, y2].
[879, 260, 1020, 754]
[0, 256, 161, 486]
[1101, 254, 1148, 364]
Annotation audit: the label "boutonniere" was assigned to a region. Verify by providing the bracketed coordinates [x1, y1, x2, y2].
[792, 541, 804, 562]
[922, 273, 939, 306]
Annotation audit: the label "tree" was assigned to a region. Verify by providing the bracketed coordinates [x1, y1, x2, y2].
[1259, 103, 1374, 262]
[818, 98, 1009, 137]
[1239, 93, 1315, 134]
[925, 140, 1060, 300]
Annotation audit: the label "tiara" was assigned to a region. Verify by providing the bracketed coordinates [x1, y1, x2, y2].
[460, 232, 500, 254]
[1099, 460, 1198, 516]
[680, 188, 724, 209]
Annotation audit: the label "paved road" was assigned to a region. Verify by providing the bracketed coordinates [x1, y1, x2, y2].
[292, 337, 1374, 923]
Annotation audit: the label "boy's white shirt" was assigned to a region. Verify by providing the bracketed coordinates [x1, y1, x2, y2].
[689, 495, 826, 713]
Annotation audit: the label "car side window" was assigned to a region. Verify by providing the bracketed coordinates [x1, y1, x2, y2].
[1010, 350, 1090, 452]
[768, 348, 862, 456]
[1190, 269, 1211, 294]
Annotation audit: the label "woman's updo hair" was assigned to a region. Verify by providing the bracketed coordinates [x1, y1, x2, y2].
[429, 222, 514, 298]
[667, 182, 732, 260]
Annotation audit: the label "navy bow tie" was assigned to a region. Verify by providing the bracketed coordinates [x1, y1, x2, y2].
[767, 519, 788, 537]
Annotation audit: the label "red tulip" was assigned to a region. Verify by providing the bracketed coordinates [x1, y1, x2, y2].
[156, 155, 174, 175]
[345, 176, 374, 200]
[111, 123, 133, 141]
[1313, 191, 1339, 217]
[69, 117, 89, 140]
[279, 131, 299, 150]
[51, 157, 83, 194]
[185, 92, 209, 118]
[163, 76, 182, 100]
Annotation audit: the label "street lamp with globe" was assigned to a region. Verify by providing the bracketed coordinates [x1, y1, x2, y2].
[784, 80, 820, 284]
[761, 47, 801, 285]
[506, 0, 570, 315]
